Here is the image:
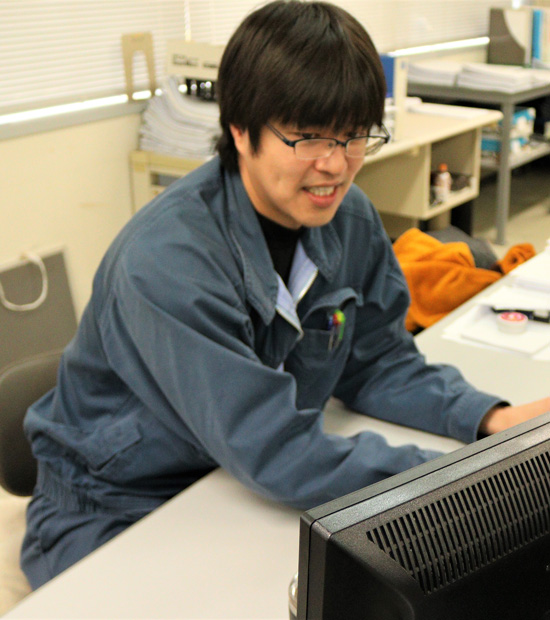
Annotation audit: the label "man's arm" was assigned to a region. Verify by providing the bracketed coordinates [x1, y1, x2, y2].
[479, 397, 550, 435]
[333, 207, 502, 444]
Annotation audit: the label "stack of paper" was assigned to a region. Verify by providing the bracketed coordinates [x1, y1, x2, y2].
[407, 60, 463, 87]
[457, 63, 550, 92]
[408, 61, 550, 93]
[139, 76, 220, 160]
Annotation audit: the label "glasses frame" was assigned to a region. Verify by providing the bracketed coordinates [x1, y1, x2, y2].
[265, 122, 390, 160]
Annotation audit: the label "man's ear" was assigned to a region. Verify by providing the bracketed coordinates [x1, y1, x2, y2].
[229, 124, 249, 156]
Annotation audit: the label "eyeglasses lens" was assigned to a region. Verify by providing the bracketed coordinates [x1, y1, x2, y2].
[293, 134, 386, 160]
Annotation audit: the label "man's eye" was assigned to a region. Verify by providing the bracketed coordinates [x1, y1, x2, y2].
[300, 133, 318, 140]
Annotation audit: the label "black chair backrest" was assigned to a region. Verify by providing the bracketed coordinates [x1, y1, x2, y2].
[0, 350, 62, 496]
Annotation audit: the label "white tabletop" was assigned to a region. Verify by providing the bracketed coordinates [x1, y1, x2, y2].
[4, 403, 466, 620]
[5, 255, 549, 620]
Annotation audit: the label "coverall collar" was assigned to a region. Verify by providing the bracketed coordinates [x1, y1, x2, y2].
[224, 165, 343, 326]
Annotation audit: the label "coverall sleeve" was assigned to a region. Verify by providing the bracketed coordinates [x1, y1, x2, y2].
[333, 211, 503, 445]
[99, 240, 446, 511]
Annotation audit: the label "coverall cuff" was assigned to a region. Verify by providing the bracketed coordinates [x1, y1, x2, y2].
[449, 391, 508, 445]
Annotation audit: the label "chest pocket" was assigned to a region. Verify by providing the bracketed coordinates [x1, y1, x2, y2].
[284, 287, 362, 410]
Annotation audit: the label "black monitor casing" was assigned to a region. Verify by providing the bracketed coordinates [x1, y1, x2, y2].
[297, 411, 550, 620]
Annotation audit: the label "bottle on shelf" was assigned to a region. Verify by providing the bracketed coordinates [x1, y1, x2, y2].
[432, 162, 452, 203]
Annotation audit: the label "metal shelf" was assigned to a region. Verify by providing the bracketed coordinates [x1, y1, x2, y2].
[408, 76, 550, 244]
[482, 139, 550, 172]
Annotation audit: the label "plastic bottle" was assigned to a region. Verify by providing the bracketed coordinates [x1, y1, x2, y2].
[433, 162, 452, 203]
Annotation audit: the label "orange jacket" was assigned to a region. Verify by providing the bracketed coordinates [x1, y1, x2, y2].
[393, 228, 535, 332]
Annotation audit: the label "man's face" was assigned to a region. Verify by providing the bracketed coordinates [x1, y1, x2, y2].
[230, 122, 365, 229]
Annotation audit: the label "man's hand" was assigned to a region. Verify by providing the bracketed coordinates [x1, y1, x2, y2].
[479, 397, 550, 436]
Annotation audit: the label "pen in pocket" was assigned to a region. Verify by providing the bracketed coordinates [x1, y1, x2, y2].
[327, 310, 346, 351]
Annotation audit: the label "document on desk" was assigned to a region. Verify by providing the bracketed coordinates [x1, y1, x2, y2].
[508, 250, 550, 294]
[457, 306, 550, 356]
[442, 248, 550, 361]
[408, 101, 492, 119]
[444, 305, 550, 360]
[478, 286, 550, 312]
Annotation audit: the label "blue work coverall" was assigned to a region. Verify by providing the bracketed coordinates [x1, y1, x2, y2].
[21, 157, 502, 587]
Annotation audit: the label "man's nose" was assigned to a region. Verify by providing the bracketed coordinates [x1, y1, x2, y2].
[313, 144, 348, 174]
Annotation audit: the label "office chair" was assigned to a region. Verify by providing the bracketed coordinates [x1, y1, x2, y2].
[0, 349, 62, 497]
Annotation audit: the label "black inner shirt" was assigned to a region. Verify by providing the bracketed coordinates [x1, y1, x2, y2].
[255, 211, 304, 285]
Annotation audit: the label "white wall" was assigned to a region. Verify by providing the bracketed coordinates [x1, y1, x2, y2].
[188, 0, 516, 51]
[0, 114, 141, 317]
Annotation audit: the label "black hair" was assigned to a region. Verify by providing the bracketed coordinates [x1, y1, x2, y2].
[215, 0, 386, 171]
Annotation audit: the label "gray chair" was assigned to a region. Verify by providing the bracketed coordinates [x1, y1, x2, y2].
[0, 349, 62, 496]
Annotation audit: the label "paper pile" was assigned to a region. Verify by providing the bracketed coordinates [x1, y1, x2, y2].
[139, 76, 220, 160]
[407, 60, 463, 87]
[457, 63, 550, 92]
[408, 61, 550, 93]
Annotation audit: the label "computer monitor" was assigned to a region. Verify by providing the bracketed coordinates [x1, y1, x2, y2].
[296, 411, 550, 619]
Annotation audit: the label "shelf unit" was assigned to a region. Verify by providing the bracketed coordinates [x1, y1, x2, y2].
[482, 139, 550, 172]
[130, 151, 203, 211]
[408, 78, 550, 245]
[353, 107, 501, 238]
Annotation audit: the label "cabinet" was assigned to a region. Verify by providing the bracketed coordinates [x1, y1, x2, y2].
[353, 107, 501, 238]
[130, 150, 202, 211]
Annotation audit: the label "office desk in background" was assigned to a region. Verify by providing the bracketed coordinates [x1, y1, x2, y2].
[5, 255, 549, 620]
[408, 80, 550, 246]
[131, 105, 502, 240]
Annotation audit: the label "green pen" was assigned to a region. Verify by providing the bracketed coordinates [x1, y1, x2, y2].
[328, 309, 346, 350]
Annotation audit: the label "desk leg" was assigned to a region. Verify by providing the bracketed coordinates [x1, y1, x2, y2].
[495, 101, 514, 246]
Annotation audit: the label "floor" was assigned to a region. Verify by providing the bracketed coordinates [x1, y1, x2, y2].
[473, 155, 550, 258]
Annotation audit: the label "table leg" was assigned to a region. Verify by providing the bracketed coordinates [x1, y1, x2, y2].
[495, 101, 514, 245]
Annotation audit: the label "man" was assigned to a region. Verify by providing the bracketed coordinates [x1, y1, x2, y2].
[22, 0, 549, 588]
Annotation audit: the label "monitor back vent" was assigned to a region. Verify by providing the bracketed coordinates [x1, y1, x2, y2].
[365, 451, 550, 594]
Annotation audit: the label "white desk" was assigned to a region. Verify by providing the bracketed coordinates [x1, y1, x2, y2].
[5, 256, 549, 620]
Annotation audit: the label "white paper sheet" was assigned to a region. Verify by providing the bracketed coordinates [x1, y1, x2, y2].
[443, 305, 550, 361]
[477, 285, 550, 312]
[460, 307, 550, 355]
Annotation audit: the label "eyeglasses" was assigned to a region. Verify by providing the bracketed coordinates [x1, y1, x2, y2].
[266, 123, 390, 160]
